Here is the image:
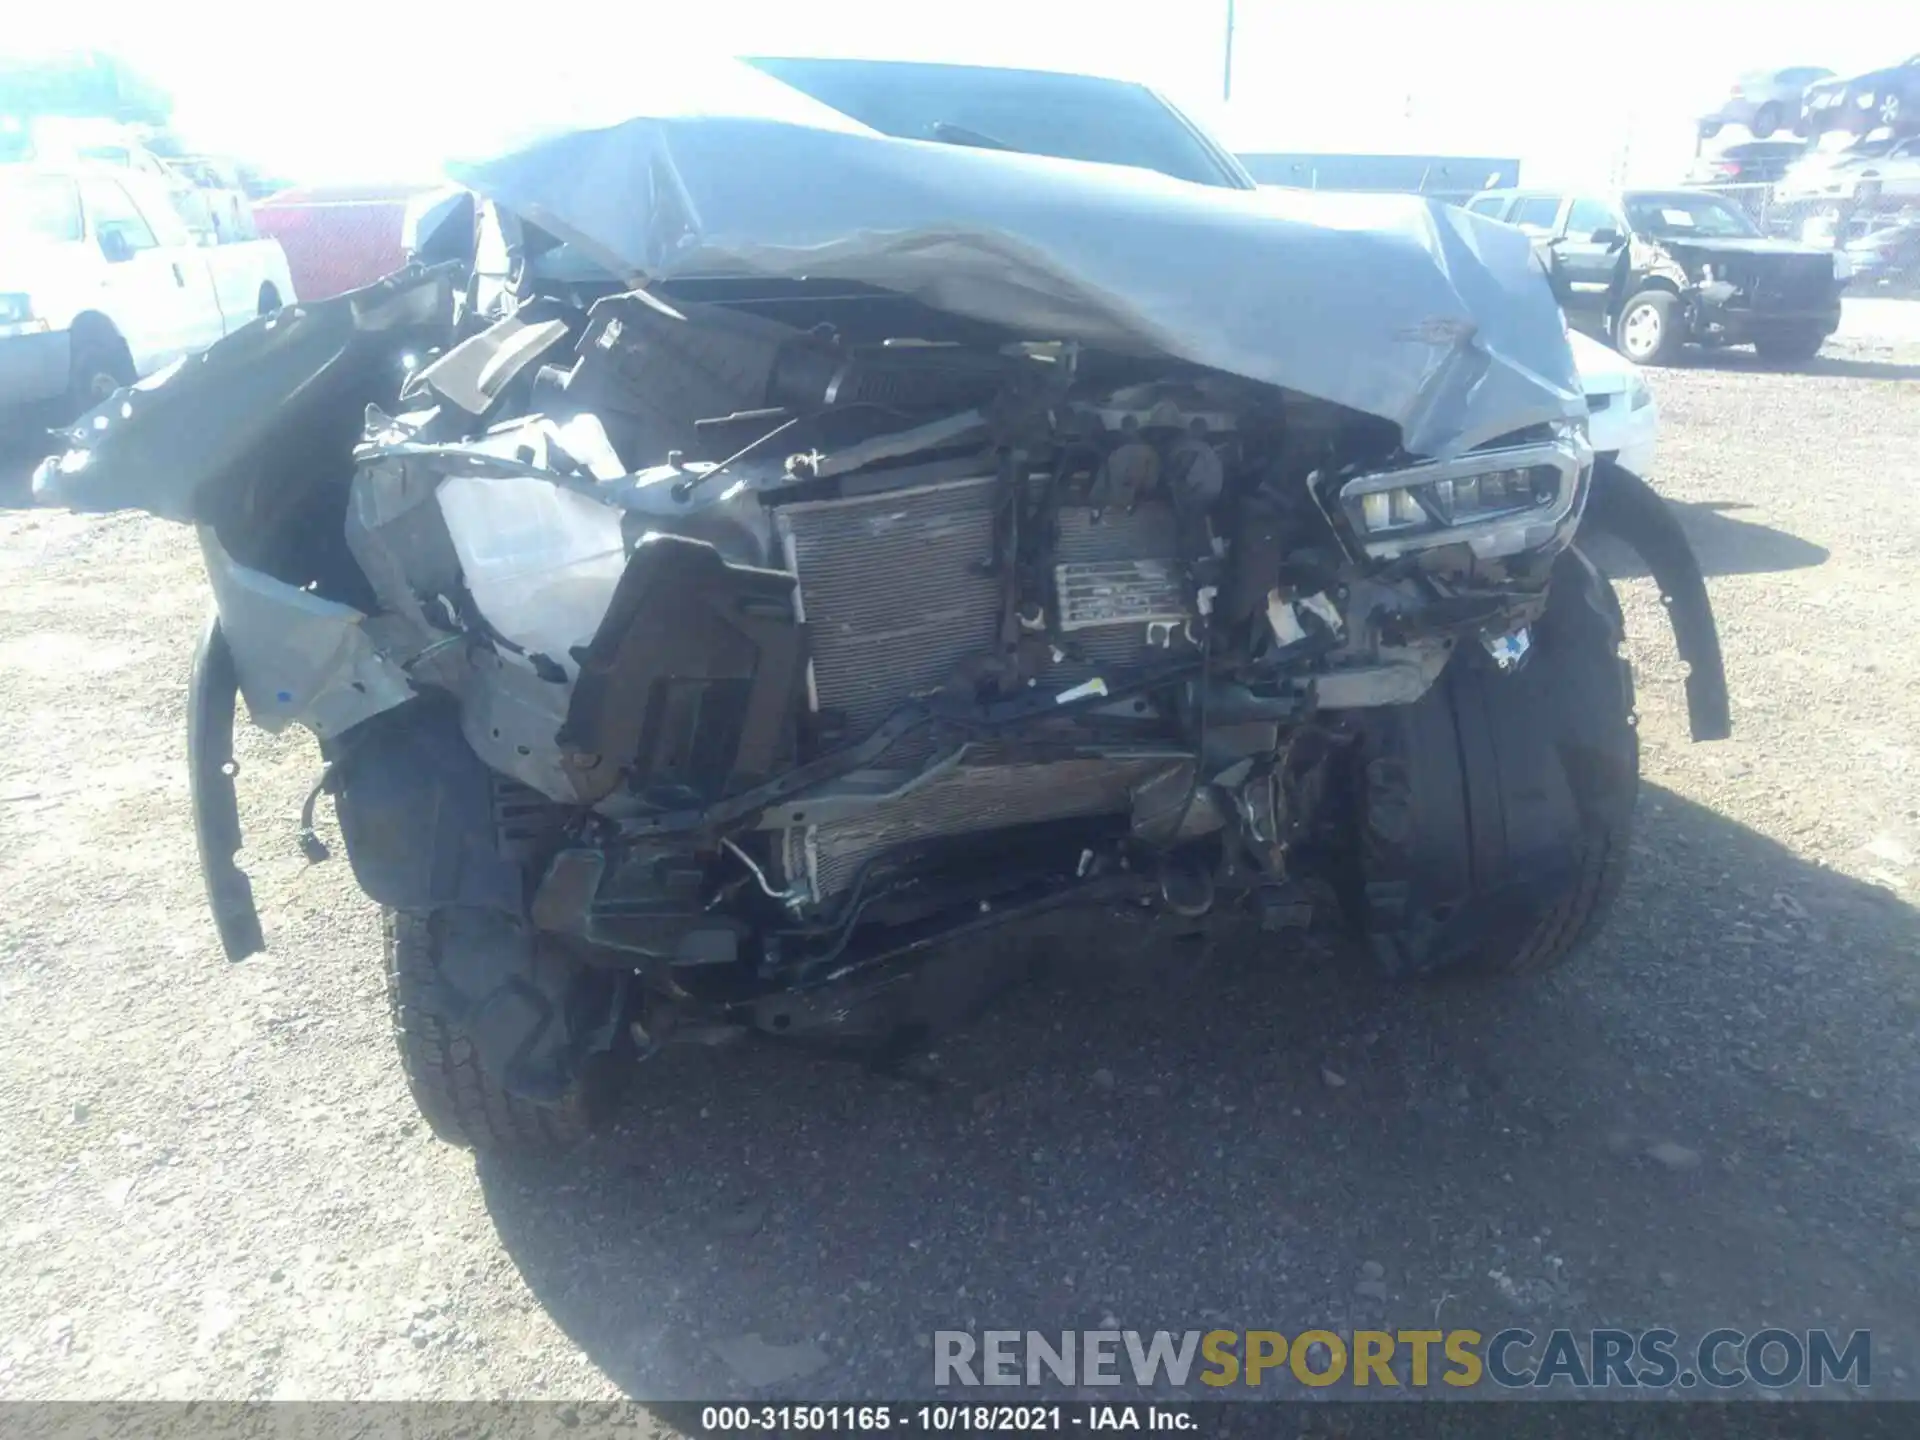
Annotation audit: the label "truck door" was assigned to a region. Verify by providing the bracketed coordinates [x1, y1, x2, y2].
[125, 174, 229, 349]
[1552, 197, 1630, 327]
[77, 176, 194, 375]
[1503, 192, 1567, 274]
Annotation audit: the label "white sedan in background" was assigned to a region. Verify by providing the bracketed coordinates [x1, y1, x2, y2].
[1570, 328, 1659, 475]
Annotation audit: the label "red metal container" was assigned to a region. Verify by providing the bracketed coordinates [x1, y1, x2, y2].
[251, 182, 433, 300]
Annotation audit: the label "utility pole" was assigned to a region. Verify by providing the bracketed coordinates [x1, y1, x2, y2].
[1223, 0, 1236, 102]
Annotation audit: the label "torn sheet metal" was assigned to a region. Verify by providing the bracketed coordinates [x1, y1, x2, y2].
[200, 531, 416, 739]
[449, 65, 1581, 457]
[32, 268, 456, 524]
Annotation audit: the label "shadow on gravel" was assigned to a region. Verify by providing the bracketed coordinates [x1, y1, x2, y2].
[1583, 498, 1828, 580]
[476, 785, 1920, 1404]
[1674, 351, 1920, 382]
[0, 438, 51, 511]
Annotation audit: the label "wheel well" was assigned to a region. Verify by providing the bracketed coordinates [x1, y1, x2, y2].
[68, 310, 126, 356]
[257, 282, 283, 315]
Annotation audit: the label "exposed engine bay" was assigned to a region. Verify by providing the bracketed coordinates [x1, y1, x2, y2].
[350, 274, 1595, 921]
[31, 80, 1731, 1128]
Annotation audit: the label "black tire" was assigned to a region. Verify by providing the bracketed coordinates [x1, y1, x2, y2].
[1751, 102, 1782, 138]
[64, 328, 135, 421]
[1753, 326, 1827, 364]
[1697, 120, 1723, 140]
[384, 908, 628, 1155]
[1614, 289, 1686, 366]
[1355, 549, 1638, 981]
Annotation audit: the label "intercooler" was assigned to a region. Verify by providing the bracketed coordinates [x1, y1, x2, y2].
[781, 749, 1192, 899]
[773, 474, 1193, 898]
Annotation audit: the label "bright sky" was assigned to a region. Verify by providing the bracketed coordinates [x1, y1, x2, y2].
[7, 0, 1911, 187]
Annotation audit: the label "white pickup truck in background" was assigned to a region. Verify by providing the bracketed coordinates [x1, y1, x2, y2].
[1, 162, 297, 425]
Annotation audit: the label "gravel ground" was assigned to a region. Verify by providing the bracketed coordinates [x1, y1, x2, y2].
[1, 325, 1917, 1410]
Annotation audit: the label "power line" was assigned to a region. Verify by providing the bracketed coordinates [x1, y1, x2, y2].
[1223, 0, 1236, 102]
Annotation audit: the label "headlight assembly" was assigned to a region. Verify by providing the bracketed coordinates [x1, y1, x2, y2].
[1628, 374, 1654, 411]
[1337, 425, 1592, 561]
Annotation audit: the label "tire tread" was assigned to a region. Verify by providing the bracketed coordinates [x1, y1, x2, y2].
[384, 909, 594, 1154]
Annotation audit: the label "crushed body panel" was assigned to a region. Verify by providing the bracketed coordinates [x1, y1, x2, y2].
[449, 103, 1583, 460]
[29, 65, 1726, 1024]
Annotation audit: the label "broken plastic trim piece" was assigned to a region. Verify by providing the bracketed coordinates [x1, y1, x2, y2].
[188, 616, 264, 960]
[1581, 459, 1731, 743]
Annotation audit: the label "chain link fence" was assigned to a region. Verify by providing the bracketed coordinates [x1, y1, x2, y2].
[1686, 181, 1893, 246]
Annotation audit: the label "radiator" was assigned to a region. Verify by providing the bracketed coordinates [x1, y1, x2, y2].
[774, 478, 1193, 899]
[776, 477, 1188, 736]
[778, 475, 1004, 740]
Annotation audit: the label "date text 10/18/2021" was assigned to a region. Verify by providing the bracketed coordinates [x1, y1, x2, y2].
[702, 1406, 1192, 1432]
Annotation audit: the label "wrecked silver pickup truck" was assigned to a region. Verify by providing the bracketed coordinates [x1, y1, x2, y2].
[34, 61, 1729, 1154]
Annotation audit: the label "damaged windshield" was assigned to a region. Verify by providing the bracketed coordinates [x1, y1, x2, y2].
[1623, 192, 1762, 240]
[742, 57, 1253, 189]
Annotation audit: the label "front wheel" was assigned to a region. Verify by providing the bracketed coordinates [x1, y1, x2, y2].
[1753, 326, 1827, 364]
[63, 330, 135, 421]
[385, 908, 629, 1155]
[1614, 290, 1686, 366]
[1355, 548, 1639, 981]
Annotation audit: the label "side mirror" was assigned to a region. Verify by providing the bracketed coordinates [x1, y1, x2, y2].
[1591, 226, 1624, 248]
[98, 230, 134, 264]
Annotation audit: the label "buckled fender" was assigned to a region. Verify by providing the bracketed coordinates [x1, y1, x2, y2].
[1581, 457, 1732, 742]
[188, 615, 264, 960]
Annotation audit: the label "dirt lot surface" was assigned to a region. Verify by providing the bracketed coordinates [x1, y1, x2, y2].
[2, 327, 1918, 1409]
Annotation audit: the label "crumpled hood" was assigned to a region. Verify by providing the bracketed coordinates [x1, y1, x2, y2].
[451, 108, 1581, 458]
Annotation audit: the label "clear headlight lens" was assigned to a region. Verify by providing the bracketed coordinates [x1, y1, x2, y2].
[1353, 466, 1558, 535]
[1627, 375, 1654, 411]
[1358, 487, 1431, 533]
[1339, 426, 1591, 561]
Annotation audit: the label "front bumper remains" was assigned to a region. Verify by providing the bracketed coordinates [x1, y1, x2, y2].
[172, 465, 1723, 966]
[1686, 289, 1841, 344]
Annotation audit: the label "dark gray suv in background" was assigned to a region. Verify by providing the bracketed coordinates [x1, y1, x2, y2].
[1468, 186, 1849, 364]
